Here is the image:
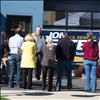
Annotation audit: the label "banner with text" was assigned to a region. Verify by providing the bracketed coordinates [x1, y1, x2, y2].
[42, 29, 99, 65]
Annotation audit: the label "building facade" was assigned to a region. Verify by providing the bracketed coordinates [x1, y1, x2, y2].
[1, 0, 43, 36]
[44, 0, 100, 30]
[0, 0, 100, 37]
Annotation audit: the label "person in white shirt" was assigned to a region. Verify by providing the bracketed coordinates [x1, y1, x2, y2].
[8, 27, 24, 88]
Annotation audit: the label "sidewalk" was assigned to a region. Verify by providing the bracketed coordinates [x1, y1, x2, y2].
[1, 89, 100, 100]
[1, 78, 100, 100]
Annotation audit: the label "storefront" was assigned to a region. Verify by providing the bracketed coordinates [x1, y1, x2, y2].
[43, 0, 100, 76]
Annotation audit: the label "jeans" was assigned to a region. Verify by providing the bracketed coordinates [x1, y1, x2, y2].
[84, 60, 98, 92]
[8, 54, 21, 87]
[56, 60, 73, 90]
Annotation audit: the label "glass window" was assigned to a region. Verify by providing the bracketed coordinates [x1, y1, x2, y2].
[93, 12, 100, 28]
[43, 11, 100, 29]
[43, 11, 66, 26]
[68, 12, 91, 27]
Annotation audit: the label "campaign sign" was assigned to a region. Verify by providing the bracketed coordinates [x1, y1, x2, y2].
[42, 30, 99, 65]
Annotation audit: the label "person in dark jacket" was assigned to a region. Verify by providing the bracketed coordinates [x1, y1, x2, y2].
[55, 33, 76, 91]
[41, 36, 55, 91]
[83, 33, 99, 93]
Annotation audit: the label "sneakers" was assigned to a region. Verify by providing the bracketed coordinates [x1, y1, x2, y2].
[16, 85, 22, 88]
[55, 87, 61, 91]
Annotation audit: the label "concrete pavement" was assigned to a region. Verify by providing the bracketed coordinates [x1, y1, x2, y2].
[1, 89, 100, 100]
[1, 78, 100, 100]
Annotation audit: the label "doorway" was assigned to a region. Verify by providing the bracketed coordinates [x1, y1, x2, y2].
[6, 15, 32, 37]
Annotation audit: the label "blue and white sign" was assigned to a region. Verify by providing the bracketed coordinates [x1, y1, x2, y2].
[42, 29, 99, 65]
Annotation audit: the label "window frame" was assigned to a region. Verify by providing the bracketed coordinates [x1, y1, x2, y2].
[43, 11, 100, 30]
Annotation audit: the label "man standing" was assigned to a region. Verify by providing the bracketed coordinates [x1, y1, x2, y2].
[55, 32, 76, 91]
[32, 26, 45, 80]
[8, 27, 24, 88]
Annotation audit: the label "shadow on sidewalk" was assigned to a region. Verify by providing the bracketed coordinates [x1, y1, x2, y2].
[23, 92, 54, 96]
[71, 94, 100, 97]
[1, 91, 54, 97]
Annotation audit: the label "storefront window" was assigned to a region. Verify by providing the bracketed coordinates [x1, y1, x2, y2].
[93, 12, 100, 28]
[43, 11, 100, 29]
[68, 12, 91, 27]
[43, 11, 66, 26]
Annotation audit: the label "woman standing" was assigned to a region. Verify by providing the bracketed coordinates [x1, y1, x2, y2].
[20, 34, 37, 89]
[83, 33, 99, 93]
[41, 36, 55, 91]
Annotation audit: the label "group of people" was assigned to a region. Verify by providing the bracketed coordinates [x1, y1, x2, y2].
[0, 26, 100, 93]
